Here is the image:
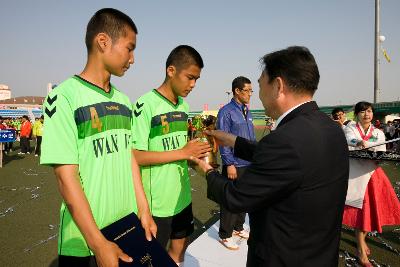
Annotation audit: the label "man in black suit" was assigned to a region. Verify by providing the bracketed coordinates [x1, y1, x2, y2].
[192, 46, 349, 266]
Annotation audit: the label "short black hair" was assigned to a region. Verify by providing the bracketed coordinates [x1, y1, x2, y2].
[354, 101, 374, 115]
[331, 107, 344, 117]
[261, 46, 319, 95]
[232, 76, 251, 94]
[85, 8, 137, 52]
[166, 45, 204, 71]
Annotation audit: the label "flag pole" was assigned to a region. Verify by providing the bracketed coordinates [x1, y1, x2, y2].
[374, 0, 380, 104]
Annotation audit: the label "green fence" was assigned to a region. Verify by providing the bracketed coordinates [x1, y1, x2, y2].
[189, 101, 400, 121]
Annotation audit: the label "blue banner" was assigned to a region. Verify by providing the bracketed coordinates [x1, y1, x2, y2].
[0, 129, 16, 142]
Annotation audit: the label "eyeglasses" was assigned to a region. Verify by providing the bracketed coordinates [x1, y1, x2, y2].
[240, 89, 254, 94]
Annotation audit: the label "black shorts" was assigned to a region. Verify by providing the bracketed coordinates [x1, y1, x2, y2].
[58, 255, 97, 267]
[153, 203, 194, 248]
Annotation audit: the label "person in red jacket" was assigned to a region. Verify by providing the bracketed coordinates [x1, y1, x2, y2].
[0, 116, 6, 130]
[0, 117, 5, 155]
[19, 115, 32, 154]
[1, 117, 15, 154]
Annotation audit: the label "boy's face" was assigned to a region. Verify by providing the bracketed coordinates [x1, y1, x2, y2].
[169, 64, 201, 98]
[104, 27, 136, 77]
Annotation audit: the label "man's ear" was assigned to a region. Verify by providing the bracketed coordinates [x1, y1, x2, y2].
[166, 65, 176, 78]
[275, 77, 285, 95]
[95, 33, 111, 53]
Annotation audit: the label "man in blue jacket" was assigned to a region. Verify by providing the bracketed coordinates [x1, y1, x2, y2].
[216, 76, 256, 250]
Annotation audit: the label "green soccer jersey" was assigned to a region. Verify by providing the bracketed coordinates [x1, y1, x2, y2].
[40, 76, 137, 257]
[132, 89, 191, 217]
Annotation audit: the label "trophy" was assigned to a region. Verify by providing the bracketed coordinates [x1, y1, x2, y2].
[189, 114, 219, 168]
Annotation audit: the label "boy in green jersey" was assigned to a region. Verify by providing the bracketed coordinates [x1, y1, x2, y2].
[132, 45, 210, 266]
[40, 8, 156, 267]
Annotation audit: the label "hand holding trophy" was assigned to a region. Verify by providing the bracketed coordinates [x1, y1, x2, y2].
[188, 115, 220, 171]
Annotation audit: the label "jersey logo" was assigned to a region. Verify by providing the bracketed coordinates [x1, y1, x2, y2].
[47, 95, 57, 105]
[134, 101, 144, 117]
[45, 94, 57, 118]
[105, 105, 119, 111]
[45, 106, 56, 118]
[136, 101, 144, 109]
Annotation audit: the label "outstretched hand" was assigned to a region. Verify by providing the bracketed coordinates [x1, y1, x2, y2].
[189, 156, 213, 176]
[204, 130, 237, 148]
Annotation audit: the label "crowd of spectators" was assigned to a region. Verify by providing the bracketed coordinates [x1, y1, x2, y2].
[330, 109, 400, 152]
[0, 115, 44, 156]
[383, 120, 400, 151]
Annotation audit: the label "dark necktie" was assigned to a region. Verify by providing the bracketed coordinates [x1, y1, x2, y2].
[242, 105, 247, 117]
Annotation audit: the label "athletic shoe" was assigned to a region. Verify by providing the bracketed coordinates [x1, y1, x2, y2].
[233, 229, 250, 239]
[219, 237, 239, 250]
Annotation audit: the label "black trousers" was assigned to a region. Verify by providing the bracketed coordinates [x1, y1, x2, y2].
[246, 247, 264, 267]
[35, 136, 42, 155]
[219, 166, 247, 239]
[5, 142, 13, 152]
[20, 137, 30, 153]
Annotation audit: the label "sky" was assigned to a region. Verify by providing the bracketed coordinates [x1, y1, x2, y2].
[0, 0, 399, 110]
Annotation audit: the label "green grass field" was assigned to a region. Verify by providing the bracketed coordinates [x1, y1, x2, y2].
[0, 135, 399, 266]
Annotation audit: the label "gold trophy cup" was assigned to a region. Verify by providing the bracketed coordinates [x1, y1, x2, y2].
[189, 115, 219, 169]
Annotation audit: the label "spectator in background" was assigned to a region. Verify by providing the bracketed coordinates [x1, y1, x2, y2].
[0, 117, 5, 155]
[342, 101, 400, 266]
[3, 118, 15, 154]
[32, 115, 44, 157]
[374, 119, 381, 129]
[393, 120, 400, 152]
[18, 115, 31, 155]
[15, 117, 21, 141]
[332, 107, 351, 128]
[187, 118, 196, 139]
[384, 121, 393, 150]
[0, 116, 5, 130]
[216, 76, 256, 250]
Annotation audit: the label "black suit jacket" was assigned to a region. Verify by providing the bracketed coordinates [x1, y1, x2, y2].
[207, 101, 349, 267]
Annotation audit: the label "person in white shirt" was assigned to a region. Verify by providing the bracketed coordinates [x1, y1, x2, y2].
[342, 101, 400, 267]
